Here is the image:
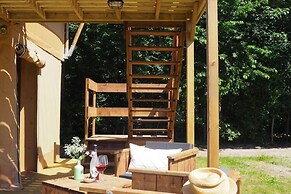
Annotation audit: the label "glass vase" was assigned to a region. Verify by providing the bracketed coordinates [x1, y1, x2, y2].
[74, 159, 84, 180]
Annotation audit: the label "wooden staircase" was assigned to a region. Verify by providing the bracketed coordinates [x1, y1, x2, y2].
[125, 23, 185, 143]
[83, 23, 185, 174]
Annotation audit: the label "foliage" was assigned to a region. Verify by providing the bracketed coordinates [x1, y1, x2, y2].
[61, 0, 291, 144]
[193, 0, 291, 143]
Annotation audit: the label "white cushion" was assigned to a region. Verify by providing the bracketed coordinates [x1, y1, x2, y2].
[128, 143, 182, 170]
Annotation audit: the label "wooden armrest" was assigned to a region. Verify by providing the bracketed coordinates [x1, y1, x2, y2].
[167, 147, 199, 162]
[114, 148, 130, 177]
[112, 148, 130, 154]
[129, 168, 189, 177]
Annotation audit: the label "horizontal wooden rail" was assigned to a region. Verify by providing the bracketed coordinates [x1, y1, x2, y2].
[87, 107, 128, 117]
[129, 46, 181, 51]
[129, 61, 180, 65]
[131, 74, 178, 79]
[129, 30, 181, 36]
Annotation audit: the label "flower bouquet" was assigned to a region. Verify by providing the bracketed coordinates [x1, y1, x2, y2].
[64, 136, 88, 180]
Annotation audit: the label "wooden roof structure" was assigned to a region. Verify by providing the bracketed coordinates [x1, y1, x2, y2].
[0, 0, 220, 168]
[0, 0, 205, 23]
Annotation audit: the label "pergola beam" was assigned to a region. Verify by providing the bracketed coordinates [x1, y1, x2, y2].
[187, 0, 206, 43]
[206, 0, 219, 168]
[155, 0, 162, 20]
[70, 0, 83, 20]
[30, 0, 45, 19]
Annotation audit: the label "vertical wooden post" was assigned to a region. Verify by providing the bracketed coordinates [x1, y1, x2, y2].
[186, 22, 195, 145]
[206, 0, 219, 168]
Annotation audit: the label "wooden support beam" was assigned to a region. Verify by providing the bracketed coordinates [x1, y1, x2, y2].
[206, 0, 219, 168]
[115, 9, 122, 20]
[30, 0, 45, 19]
[186, 23, 195, 145]
[187, 0, 206, 42]
[70, 0, 83, 20]
[196, 0, 207, 23]
[155, 0, 162, 20]
[0, 8, 8, 21]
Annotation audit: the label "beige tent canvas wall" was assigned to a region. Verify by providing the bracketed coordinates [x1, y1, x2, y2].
[0, 21, 65, 190]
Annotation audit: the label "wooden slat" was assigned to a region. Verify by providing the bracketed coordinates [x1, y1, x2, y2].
[131, 108, 173, 112]
[132, 128, 168, 132]
[88, 80, 127, 93]
[131, 74, 178, 79]
[131, 86, 176, 93]
[132, 119, 171, 122]
[87, 107, 128, 117]
[129, 31, 180, 36]
[129, 61, 180, 65]
[129, 46, 181, 51]
[131, 99, 174, 102]
[126, 21, 185, 28]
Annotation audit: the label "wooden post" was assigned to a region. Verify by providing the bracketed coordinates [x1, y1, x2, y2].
[206, 0, 219, 168]
[186, 22, 195, 145]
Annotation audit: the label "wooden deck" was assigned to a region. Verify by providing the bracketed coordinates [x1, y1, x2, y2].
[9, 159, 81, 194]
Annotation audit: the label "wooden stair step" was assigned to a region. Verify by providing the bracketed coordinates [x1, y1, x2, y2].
[129, 30, 181, 36]
[129, 46, 181, 51]
[131, 108, 173, 112]
[131, 99, 175, 102]
[132, 119, 172, 122]
[131, 74, 178, 79]
[132, 128, 168, 132]
[129, 61, 180, 65]
[131, 86, 176, 92]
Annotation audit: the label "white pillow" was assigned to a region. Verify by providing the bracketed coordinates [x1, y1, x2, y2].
[128, 143, 182, 170]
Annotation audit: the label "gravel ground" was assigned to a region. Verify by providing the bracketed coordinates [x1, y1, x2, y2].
[197, 145, 291, 157]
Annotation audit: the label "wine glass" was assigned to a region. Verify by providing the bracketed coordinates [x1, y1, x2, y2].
[96, 155, 108, 180]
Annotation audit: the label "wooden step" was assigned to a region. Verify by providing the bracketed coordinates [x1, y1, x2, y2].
[131, 108, 173, 112]
[131, 74, 178, 79]
[129, 46, 181, 51]
[131, 99, 174, 102]
[131, 86, 176, 93]
[129, 61, 180, 65]
[132, 118, 172, 122]
[129, 30, 181, 36]
[132, 128, 168, 132]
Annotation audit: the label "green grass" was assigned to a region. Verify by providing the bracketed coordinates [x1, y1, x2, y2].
[196, 156, 291, 194]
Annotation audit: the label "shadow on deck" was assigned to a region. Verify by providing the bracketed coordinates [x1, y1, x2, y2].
[10, 159, 77, 194]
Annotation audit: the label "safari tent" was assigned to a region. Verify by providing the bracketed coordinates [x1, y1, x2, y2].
[0, 0, 219, 191]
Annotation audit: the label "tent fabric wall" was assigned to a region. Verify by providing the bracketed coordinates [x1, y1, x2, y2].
[25, 23, 66, 61]
[0, 21, 65, 190]
[0, 23, 22, 191]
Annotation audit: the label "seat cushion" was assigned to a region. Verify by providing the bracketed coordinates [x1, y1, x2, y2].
[128, 143, 182, 170]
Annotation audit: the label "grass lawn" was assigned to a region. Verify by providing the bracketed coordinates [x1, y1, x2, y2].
[197, 156, 291, 194]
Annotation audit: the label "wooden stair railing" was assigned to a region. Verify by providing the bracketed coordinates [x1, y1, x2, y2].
[125, 22, 185, 142]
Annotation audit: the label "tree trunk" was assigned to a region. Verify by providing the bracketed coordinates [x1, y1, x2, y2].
[286, 112, 290, 142]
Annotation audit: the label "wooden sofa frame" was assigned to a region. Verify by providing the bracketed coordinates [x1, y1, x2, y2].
[113, 146, 199, 177]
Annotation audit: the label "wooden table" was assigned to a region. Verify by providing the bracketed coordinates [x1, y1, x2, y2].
[42, 174, 132, 194]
